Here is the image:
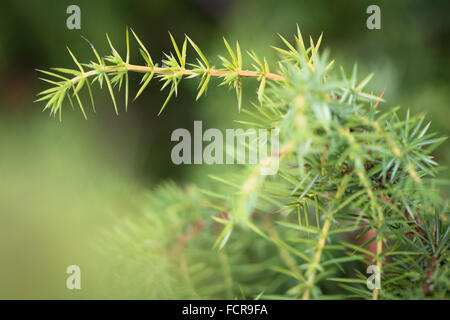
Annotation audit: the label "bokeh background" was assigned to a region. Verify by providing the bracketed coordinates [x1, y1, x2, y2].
[0, 0, 448, 298]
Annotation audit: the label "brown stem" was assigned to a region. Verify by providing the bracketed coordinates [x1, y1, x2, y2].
[69, 63, 285, 85]
[168, 220, 205, 261]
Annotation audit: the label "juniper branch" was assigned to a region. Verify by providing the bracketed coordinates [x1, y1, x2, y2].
[37, 25, 449, 300]
[36, 27, 286, 119]
[66, 64, 285, 87]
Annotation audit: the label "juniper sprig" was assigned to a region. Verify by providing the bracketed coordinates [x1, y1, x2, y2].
[37, 26, 448, 300]
[36, 26, 286, 120]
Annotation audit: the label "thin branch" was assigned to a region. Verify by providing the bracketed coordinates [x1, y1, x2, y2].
[68, 64, 284, 86]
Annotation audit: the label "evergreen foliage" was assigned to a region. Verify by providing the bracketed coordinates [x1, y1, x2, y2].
[37, 26, 448, 299]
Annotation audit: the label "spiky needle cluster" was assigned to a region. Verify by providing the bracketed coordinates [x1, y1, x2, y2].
[37, 27, 448, 300]
[36, 26, 287, 120]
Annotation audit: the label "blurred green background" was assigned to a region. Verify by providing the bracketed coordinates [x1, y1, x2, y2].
[0, 0, 448, 298]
